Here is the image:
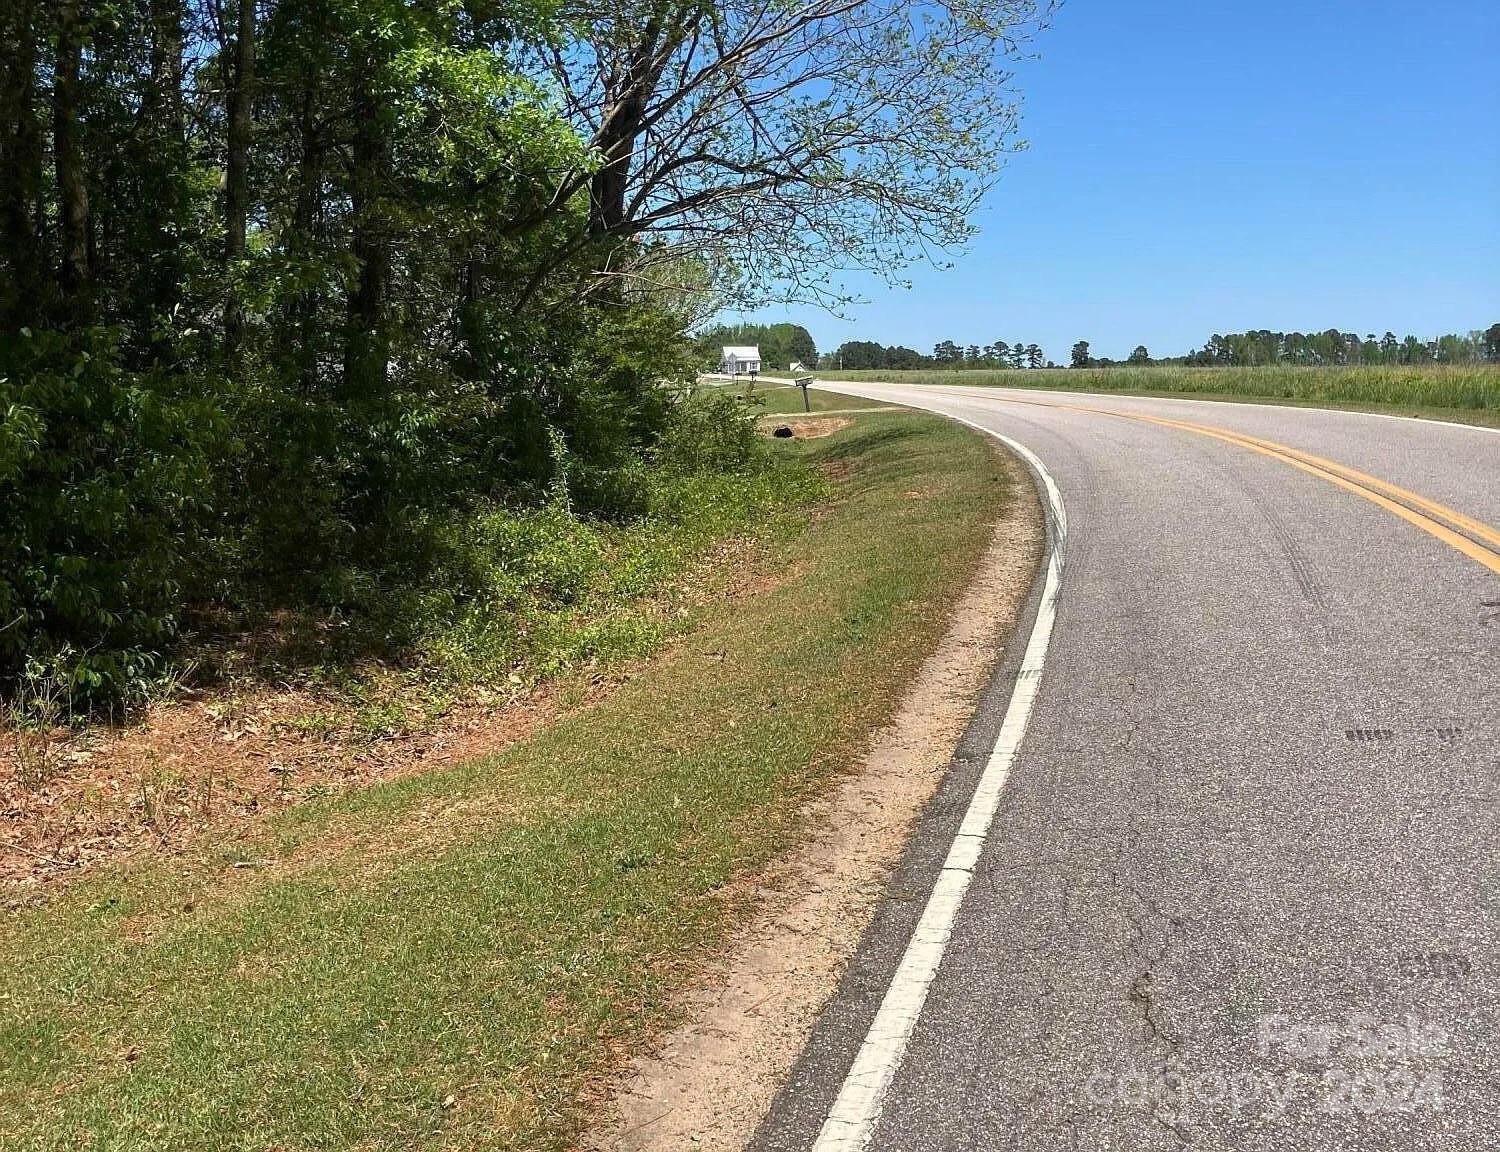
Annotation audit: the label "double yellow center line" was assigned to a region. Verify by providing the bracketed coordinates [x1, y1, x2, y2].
[986, 395, 1500, 577]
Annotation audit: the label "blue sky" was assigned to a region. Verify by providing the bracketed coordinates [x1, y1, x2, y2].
[738, 0, 1500, 363]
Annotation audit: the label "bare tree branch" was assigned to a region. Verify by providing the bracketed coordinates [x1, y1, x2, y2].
[522, 0, 1055, 310]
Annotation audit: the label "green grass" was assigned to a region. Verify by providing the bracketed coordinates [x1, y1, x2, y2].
[697, 379, 894, 415]
[0, 411, 1014, 1151]
[422, 466, 813, 685]
[754, 385, 887, 414]
[818, 364, 1500, 427]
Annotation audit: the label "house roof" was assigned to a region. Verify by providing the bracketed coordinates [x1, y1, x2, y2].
[721, 345, 761, 359]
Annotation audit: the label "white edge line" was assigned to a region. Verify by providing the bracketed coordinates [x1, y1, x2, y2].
[809, 412, 1067, 1152]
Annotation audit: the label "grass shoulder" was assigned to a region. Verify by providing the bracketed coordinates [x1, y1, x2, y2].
[0, 408, 1015, 1151]
[697, 378, 896, 415]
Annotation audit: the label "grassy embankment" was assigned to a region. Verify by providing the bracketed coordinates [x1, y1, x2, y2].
[697, 378, 897, 415]
[0, 402, 1016, 1151]
[818, 364, 1500, 427]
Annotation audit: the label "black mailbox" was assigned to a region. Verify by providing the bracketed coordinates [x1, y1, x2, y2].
[794, 375, 814, 412]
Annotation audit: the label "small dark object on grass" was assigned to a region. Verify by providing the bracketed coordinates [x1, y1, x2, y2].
[773, 425, 795, 439]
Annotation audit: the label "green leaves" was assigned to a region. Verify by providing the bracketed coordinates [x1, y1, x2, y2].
[0, 0, 1046, 718]
[0, 328, 226, 710]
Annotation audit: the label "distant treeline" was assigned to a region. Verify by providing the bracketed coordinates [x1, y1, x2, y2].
[694, 329, 1048, 372]
[801, 326, 1500, 372]
[1172, 327, 1500, 368]
[825, 339, 1048, 370]
[696, 323, 818, 369]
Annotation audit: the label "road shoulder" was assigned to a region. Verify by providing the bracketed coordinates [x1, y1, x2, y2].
[587, 442, 1044, 1152]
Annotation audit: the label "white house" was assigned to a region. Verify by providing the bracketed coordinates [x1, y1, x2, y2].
[720, 345, 762, 376]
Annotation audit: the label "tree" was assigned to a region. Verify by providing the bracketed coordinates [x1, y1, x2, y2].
[53, 0, 89, 310]
[532, 1, 1053, 308]
[1070, 340, 1091, 369]
[695, 322, 816, 369]
[1484, 324, 1500, 362]
[784, 326, 818, 367]
[1025, 344, 1043, 369]
[223, 0, 256, 365]
[1434, 333, 1471, 363]
[0, 0, 44, 327]
[128, 0, 191, 361]
[933, 340, 963, 364]
[0, 0, 774, 707]
[828, 340, 887, 370]
[1127, 345, 1151, 365]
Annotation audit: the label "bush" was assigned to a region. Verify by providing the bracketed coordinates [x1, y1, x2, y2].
[403, 393, 810, 685]
[0, 304, 772, 717]
[0, 329, 227, 712]
[656, 388, 765, 474]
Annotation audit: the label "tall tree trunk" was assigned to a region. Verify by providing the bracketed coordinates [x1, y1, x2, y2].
[146, 0, 184, 123]
[138, 0, 185, 358]
[53, 0, 89, 313]
[586, 23, 665, 239]
[0, 0, 43, 329]
[224, 0, 255, 363]
[291, 82, 323, 393]
[343, 72, 389, 400]
[588, 109, 641, 239]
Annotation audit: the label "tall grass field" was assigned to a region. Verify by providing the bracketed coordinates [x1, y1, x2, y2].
[818, 364, 1500, 420]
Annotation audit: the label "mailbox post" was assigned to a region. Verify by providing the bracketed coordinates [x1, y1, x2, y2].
[794, 374, 814, 412]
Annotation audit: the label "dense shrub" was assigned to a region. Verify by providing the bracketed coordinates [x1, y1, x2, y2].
[422, 453, 811, 684]
[0, 329, 228, 708]
[0, 1, 777, 718]
[656, 388, 765, 474]
[0, 309, 775, 715]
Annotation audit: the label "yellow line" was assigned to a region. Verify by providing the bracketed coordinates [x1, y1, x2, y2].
[977, 393, 1500, 577]
[1136, 413, 1500, 577]
[1201, 430, 1500, 552]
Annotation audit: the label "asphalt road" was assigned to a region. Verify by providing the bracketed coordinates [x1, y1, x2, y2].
[751, 384, 1500, 1152]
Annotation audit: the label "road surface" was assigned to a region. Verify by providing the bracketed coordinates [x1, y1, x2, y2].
[751, 384, 1500, 1152]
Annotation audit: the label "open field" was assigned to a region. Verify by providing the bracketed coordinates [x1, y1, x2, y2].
[818, 364, 1500, 426]
[0, 410, 1013, 1152]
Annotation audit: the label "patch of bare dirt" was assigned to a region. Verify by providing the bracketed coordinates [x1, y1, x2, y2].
[759, 416, 853, 439]
[0, 530, 799, 896]
[0, 681, 568, 891]
[584, 445, 1045, 1152]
